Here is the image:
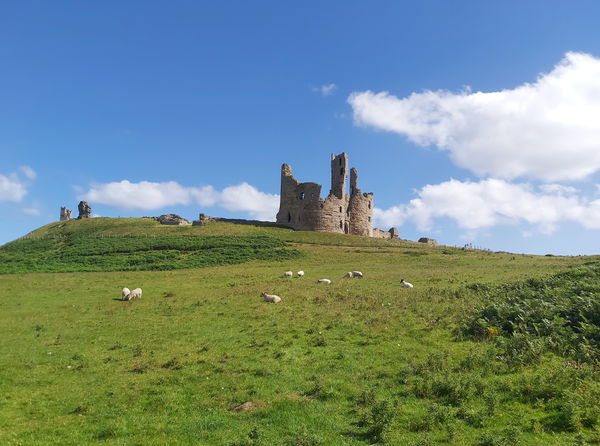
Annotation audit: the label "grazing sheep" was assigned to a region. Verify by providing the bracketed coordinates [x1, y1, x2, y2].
[317, 279, 331, 284]
[129, 288, 143, 299]
[343, 271, 354, 279]
[261, 292, 282, 303]
[400, 279, 413, 288]
[297, 271, 305, 277]
[121, 287, 131, 300]
[282, 271, 293, 278]
[352, 271, 363, 278]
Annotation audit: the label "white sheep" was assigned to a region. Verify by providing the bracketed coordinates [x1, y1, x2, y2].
[261, 292, 282, 303]
[129, 288, 143, 299]
[282, 271, 293, 278]
[343, 271, 354, 278]
[352, 271, 364, 278]
[121, 287, 131, 300]
[400, 279, 413, 288]
[297, 271, 305, 277]
[317, 279, 331, 284]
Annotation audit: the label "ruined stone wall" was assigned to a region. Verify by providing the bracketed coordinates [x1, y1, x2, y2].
[275, 164, 325, 231]
[347, 168, 373, 237]
[313, 194, 349, 234]
[276, 153, 377, 236]
[60, 207, 72, 221]
[372, 228, 399, 239]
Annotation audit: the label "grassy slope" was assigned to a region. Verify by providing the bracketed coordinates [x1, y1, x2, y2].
[0, 219, 303, 274]
[0, 219, 598, 445]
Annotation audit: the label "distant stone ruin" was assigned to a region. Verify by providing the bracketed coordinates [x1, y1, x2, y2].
[192, 213, 281, 227]
[155, 214, 191, 226]
[77, 201, 91, 219]
[276, 153, 398, 239]
[418, 237, 438, 246]
[60, 207, 72, 221]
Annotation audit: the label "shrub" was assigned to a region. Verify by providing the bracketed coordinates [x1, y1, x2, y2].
[459, 262, 600, 364]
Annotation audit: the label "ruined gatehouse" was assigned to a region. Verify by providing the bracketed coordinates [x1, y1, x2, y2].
[276, 153, 397, 239]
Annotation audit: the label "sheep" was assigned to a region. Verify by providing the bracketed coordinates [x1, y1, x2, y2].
[400, 279, 413, 288]
[352, 271, 364, 278]
[129, 288, 143, 299]
[282, 271, 293, 278]
[343, 271, 354, 279]
[261, 292, 282, 303]
[317, 279, 331, 284]
[121, 287, 131, 300]
[297, 271, 305, 277]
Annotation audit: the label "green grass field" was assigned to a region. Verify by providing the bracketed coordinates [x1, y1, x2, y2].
[1, 218, 599, 445]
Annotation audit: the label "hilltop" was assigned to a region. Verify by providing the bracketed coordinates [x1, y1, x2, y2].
[1, 217, 437, 274]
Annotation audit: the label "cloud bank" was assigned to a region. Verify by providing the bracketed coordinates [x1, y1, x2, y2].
[374, 178, 600, 234]
[349, 52, 600, 182]
[79, 180, 279, 221]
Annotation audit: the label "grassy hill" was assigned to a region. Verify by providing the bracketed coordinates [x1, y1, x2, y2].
[1, 218, 599, 445]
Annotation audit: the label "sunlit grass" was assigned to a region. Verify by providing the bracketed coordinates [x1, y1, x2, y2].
[1, 219, 598, 445]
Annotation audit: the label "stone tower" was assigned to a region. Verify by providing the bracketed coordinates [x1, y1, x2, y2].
[330, 153, 348, 199]
[276, 153, 374, 236]
[60, 207, 72, 221]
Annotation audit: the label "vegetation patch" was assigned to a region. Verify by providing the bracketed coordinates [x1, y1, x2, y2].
[0, 234, 300, 273]
[459, 262, 600, 364]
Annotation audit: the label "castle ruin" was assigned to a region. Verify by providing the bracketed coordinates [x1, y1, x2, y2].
[60, 206, 72, 221]
[276, 153, 397, 239]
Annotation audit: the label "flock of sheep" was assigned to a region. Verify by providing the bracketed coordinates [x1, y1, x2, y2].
[121, 287, 142, 301]
[261, 270, 413, 303]
[119, 271, 413, 303]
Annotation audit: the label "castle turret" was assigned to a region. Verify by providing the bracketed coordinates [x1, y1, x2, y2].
[60, 206, 72, 221]
[329, 153, 348, 199]
[347, 167, 374, 236]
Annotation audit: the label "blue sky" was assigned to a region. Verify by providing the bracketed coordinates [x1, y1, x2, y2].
[2, 1, 600, 255]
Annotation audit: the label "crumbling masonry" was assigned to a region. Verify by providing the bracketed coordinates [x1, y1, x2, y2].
[276, 153, 397, 239]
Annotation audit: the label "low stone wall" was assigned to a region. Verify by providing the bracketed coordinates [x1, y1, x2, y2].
[192, 214, 284, 228]
[372, 227, 399, 240]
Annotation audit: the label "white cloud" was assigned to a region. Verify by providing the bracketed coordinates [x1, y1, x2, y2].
[219, 182, 279, 220]
[0, 173, 28, 202]
[349, 52, 600, 182]
[22, 207, 41, 216]
[79, 180, 279, 221]
[374, 178, 600, 234]
[314, 83, 337, 96]
[19, 166, 36, 180]
[80, 180, 194, 210]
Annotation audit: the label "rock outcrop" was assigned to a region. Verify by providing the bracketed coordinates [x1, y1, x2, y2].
[77, 201, 91, 219]
[155, 214, 191, 225]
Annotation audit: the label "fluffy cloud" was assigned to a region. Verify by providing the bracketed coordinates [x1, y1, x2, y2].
[79, 180, 279, 220]
[219, 183, 279, 220]
[80, 180, 194, 210]
[374, 178, 600, 234]
[0, 172, 29, 202]
[349, 52, 600, 182]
